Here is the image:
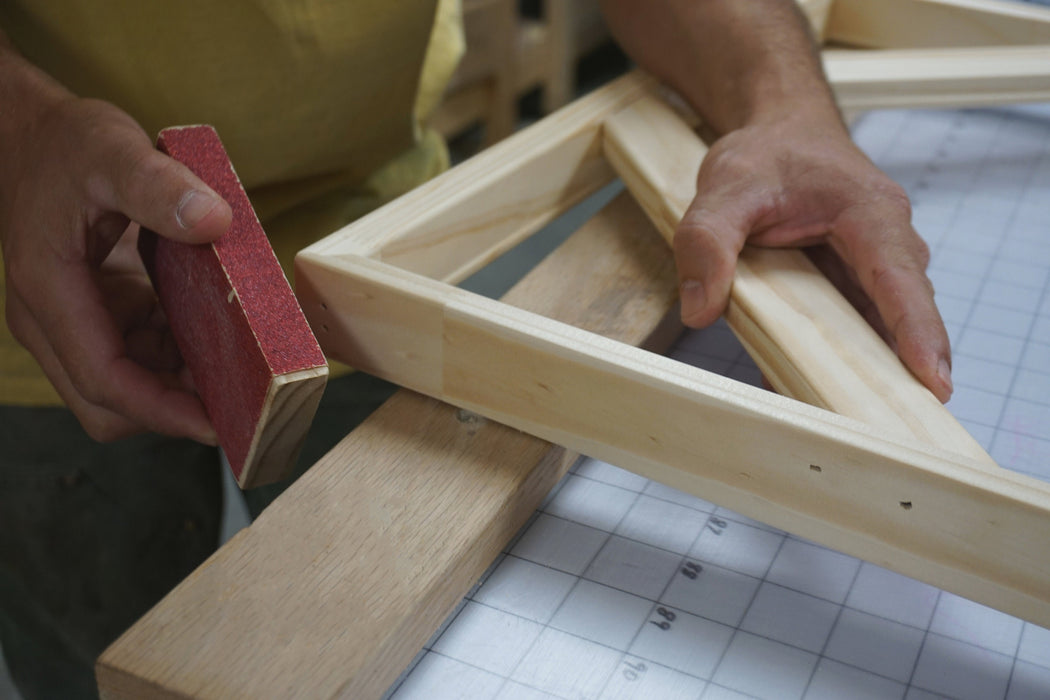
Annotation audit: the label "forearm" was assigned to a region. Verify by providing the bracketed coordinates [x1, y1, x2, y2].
[600, 0, 843, 136]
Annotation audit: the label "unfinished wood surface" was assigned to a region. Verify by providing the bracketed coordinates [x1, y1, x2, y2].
[515, 0, 609, 114]
[824, 45, 1050, 110]
[446, 0, 518, 144]
[96, 193, 679, 700]
[601, 92, 995, 466]
[245, 366, 330, 488]
[314, 72, 651, 284]
[99, 48, 1050, 697]
[796, 0, 834, 39]
[296, 242, 1050, 629]
[825, 0, 1050, 48]
[433, 0, 610, 141]
[528, 0, 609, 112]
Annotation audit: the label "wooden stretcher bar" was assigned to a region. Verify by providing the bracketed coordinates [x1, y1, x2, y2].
[306, 72, 648, 284]
[298, 249, 1050, 619]
[601, 93, 994, 464]
[290, 79, 1050, 631]
[99, 0, 1050, 695]
[825, 45, 1050, 110]
[825, 0, 1050, 48]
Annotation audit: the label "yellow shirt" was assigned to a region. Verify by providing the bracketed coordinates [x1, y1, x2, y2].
[0, 0, 463, 405]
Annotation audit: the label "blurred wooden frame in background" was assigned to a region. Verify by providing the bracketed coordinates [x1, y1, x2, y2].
[434, 0, 1050, 144]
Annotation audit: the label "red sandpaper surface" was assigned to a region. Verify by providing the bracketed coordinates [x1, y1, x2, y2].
[138, 125, 326, 480]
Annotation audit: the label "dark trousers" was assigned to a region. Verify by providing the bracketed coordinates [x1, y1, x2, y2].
[0, 372, 396, 699]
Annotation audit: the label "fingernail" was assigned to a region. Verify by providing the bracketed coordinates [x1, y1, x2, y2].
[176, 190, 221, 230]
[937, 357, 953, 401]
[681, 280, 706, 323]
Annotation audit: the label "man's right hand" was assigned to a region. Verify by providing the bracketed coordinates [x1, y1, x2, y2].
[0, 44, 232, 443]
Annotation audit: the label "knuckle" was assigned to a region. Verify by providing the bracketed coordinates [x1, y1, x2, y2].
[672, 219, 701, 250]
[703, 145, 759, 182]
[116, 149, 171, 205]
[674, 211, 741, 282]
[125, 147, 172, 183]
[78, 107, 162, 207]
[867, 260, 896, 296]
[673, 218, 716, 264]
[71, 372, 110, 408]
[675, 206, 727, 247]
[864, 254, 910, 304]
[872, 179, 913, 220]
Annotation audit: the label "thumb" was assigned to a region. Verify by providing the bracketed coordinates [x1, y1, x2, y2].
[99, 135, 232, 245]
[673, 193, 752, 328]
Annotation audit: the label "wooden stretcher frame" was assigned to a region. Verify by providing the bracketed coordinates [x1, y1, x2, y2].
[98, 1, 1050, 697]
[294, 73, 1050, 618]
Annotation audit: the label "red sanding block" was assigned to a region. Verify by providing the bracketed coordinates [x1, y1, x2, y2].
[139, 125, 328, 489]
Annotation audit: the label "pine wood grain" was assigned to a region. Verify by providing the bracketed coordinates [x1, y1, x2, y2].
[96, 192, 679, 700]
[825, 0, 1050, 48]
[824, 45, 1050, 111]
[600, 92, 995, 466]
[308, 72, 652, 283]
[295, 239, 1050, 629]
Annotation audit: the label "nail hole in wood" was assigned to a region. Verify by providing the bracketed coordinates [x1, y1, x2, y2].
[456, 408, 483, 425]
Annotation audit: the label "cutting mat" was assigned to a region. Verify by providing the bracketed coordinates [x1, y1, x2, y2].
[385, 103, 1050, 700]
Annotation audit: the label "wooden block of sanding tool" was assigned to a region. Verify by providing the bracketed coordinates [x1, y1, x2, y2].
[139, 125, 328, 489]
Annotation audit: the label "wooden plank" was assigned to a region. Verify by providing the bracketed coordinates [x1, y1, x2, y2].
[600, 92, 995, 465]
[295, 247, 1050, 629]
[824, 45, 1050, 111]
[311, 72, 651, 284]
[825, 0, 1050, 48]
[96, 192, 680, 699]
